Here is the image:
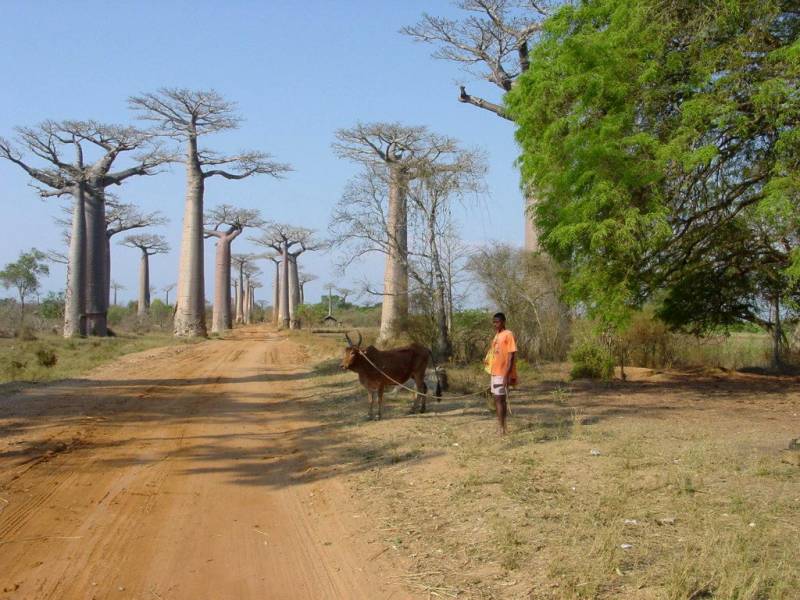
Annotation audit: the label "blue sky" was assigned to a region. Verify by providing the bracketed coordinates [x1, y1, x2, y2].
[0, 0, 523, 306]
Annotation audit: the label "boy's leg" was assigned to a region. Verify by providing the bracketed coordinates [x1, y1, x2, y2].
[493, 394, 508, 435]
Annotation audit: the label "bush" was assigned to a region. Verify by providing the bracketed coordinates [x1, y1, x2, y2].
[107, 305, 128, 326]
[34, 347, 57, 367]
[619, 309, 677, 369]
[451, 309, 490, 364]
[39, 292, 65, 320]
[569, 340, 615, 380]
[468, 245, 571, 362]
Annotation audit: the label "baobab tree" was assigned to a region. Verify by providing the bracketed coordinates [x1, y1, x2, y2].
[204, 204, 263, 333]
[252, 224, 299, 329]
[264, 252, 282, 325]
[231, 253, 257, 325]
[105, 200, 167, 306]
[242, 264, 262, 324]
[403, 1, 554, 251]
[162, 283, 176, 306]
[251, 223, 319, 329]
[0, 120, 169, 337]
[129, 88, 291, 337]
[110, 280, 126, 306]
[333, 123, 464, 342]
[298, 272, 318, 305]
[121, 234, 170, 317]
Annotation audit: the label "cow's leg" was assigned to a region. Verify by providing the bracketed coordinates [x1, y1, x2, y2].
[412, 373, 427, 414]
[368, 390, 375, 420]
[377, 385, 384, 420]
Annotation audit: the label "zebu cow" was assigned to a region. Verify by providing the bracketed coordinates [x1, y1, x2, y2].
[341, 331, 441, 419]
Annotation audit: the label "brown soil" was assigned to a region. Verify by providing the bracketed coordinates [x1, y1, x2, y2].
[0, 327, 414, 600]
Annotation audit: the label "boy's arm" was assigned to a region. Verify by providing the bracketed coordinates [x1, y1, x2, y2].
[505, 352, 515, 385]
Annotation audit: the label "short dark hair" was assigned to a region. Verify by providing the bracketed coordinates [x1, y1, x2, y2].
[493, 312, 506, 322]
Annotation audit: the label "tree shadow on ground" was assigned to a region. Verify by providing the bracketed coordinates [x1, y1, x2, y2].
[2, 354, 797, 492]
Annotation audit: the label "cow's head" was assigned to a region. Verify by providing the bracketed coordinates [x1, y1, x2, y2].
[341, 331, 363, 370]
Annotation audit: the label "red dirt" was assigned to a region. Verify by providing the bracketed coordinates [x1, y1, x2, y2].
[0, 327, 414, 600]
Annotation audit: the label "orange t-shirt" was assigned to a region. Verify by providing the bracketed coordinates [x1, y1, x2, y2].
[490, 329, 518, 381]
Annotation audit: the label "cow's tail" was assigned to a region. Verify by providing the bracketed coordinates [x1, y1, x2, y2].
[428, 350, 448, 401]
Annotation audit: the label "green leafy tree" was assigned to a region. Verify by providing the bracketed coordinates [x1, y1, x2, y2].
[508, 0, 800, 365]
[0, 248, 50, 328]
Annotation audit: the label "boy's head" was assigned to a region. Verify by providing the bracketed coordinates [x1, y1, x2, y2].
[492, 312, 506, 332]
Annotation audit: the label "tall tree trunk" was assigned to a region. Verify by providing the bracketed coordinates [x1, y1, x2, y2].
[523, 193, 540, 252]
[289, 255, 300, 329]
[64, 186, 86, 338]
[428, 209, 452, 360]
[272, 261, 280, 325]
[84, 188, 108, 336]
[211, 237, 233, 334]
[235, 262, 245, 324]
[138, 249, 150, 317]
[379, 166, 409, 343]
[299, 283, 304, 306]
[279, 243, 290, 329]
[174, 136, 207, 337]
[772, 294, 783, 371]
[104, 234, 112, 310]
[243, 278, 251, 324]
[233, 281, 239, 325]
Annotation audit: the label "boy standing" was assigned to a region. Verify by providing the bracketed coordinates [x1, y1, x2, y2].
[489, 312, 517, 435]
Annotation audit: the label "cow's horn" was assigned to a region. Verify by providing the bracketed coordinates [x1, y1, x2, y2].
[356, 330, 363, 347]
[345, 332, 353, 347]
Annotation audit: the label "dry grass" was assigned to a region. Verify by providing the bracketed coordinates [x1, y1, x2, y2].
[297, 332, 800, 599]
[0, 332, 196, 385]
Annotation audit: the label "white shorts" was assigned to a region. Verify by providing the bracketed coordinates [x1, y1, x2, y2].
[490, 375, 508, 396]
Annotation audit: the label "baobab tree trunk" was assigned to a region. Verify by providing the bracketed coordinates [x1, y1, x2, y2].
[211, 238, 234, 334]
[272, 261, 280, 326]
[64, 186, 86, 338]
[84, 189, 108, 336]
[523, 194, 540, 252]
[289, 256, 300, 329]
[174, 137, 207, 337]
[279, 244, 290, 329]
[137, 249, 150, 317]
[235, 262, 245, 325]
[105, 234, 112, 310]
[243, 278, 251, 324]
[379, 167, 409, 343]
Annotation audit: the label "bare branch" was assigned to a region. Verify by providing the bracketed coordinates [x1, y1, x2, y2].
[200, 150, 291, 180]
[402, 0, 554, 118]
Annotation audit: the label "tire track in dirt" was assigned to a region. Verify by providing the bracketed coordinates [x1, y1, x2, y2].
[0, 328, 413, 600]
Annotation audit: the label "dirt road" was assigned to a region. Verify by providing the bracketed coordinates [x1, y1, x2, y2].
[0, 328, 413, 600]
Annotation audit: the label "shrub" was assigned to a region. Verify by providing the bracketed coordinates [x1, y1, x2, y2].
[34, 347, 57, 367]
[569, 339, 614, 380]
[451, 309, 490, 364]
[107, 305, 128, 326]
